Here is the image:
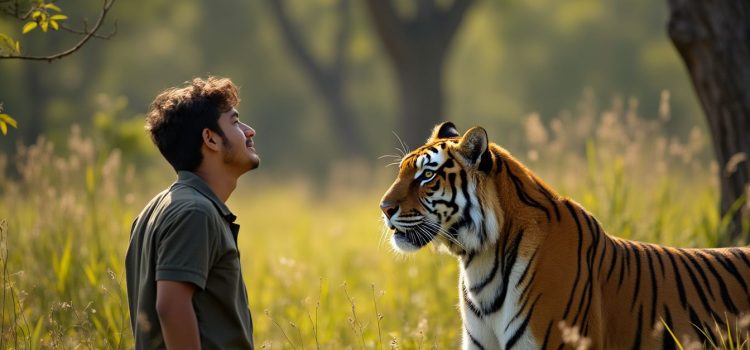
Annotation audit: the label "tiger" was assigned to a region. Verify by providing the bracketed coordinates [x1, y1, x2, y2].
[379, 121, 750, 349]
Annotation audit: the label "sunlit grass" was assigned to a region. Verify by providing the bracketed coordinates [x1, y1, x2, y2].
[0, 94, 746, 348]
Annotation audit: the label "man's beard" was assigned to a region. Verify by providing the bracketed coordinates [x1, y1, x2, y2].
[221, 135, 235, 165]
[221, 136, 259, 171]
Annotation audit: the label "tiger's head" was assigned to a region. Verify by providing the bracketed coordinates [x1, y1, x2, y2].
[380, 122, 502, 255]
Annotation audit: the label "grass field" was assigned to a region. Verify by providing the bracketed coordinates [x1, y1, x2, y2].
[0, 98, 740, 349]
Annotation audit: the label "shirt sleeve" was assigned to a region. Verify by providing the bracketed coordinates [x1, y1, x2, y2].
[155, 208, 217, 290]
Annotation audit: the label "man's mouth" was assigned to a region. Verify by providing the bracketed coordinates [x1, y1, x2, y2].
[245, 140, 254, 149]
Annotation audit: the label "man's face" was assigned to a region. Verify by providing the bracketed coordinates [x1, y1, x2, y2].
[217, 108, 260, 174]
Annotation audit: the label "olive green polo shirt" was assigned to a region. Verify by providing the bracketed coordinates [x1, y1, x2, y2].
[126, 171, 253, 349]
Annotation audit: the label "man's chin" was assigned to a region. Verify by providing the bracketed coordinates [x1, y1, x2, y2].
[246, 155, 260, 171]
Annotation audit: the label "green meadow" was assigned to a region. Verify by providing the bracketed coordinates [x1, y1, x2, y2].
[1, 96, 739, 349]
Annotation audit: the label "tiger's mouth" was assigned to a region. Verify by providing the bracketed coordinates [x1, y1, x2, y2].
[391, 225, 438, 252]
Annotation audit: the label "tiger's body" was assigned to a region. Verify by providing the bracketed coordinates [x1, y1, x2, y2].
[379, 122, 750, 349]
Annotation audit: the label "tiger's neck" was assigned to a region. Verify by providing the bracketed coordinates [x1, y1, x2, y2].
[456, 147, 555, 311]
[457, 146, 588, 308]
[491, 146, 562, 229]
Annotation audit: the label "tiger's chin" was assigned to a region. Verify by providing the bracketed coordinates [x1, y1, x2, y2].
[391, 229, 436, 252]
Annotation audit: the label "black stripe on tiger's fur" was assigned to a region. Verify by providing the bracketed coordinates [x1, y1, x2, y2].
[380, 122, 750, 349]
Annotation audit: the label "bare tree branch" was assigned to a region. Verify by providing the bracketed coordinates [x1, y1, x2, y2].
[60, 20, 117, 40]
[364, 0, 410, 63]
[267, 0, 329, 85]
[0, 0, 116, 62]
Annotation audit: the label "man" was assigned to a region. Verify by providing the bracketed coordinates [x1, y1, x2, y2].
[126, 76, 258, 349]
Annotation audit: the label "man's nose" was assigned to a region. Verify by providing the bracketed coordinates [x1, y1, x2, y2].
[380, 201, 398, 219]
[242, 124, 255, 137]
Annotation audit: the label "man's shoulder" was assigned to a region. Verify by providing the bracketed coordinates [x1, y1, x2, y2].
[158, 184, 218, 221]
[135, 185, 216, 224]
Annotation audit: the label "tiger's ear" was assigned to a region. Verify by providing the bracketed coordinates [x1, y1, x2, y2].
[428, 121, 460, 142]
[457, 127, 488, 165]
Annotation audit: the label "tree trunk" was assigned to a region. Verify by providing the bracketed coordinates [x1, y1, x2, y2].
[267, 0, 366, 157]
[395, 57, 444, 148]
[365, 0, 475, 149]
[667, 0, 750, 242]
[323, 82, 365, 157]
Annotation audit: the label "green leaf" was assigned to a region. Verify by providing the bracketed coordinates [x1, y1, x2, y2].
[32, 10, 42, 19]
[50, 20, 58, 30]
[49, 14, 67, 21]
[0, 34, 18, 53]
[0, 114, 17, 128]
[22, 21, 38, 34]
[0, 122, 7, 135]
[41, 21, 49, 32]
[43, 3, 62, 12]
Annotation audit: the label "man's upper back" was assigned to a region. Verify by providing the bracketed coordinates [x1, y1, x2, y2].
[125, 171, 253, 349]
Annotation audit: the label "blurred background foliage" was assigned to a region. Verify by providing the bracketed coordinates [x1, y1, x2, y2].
[0, 0, 702, 176]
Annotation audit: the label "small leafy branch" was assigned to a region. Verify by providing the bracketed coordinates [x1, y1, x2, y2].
[0, 0, 118, 137]
[21, 2, 68, 34]
[0, 0, 118, 61]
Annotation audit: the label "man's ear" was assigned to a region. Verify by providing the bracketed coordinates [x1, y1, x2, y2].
[457, 127, 488, 165]
[428, 121, 460, 142]
[203, 128, 220, 151]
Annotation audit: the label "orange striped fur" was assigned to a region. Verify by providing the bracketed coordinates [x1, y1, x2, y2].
[379, 122, 750, 349]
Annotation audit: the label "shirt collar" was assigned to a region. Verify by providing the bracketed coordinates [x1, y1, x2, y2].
[175, 171, 237, 223]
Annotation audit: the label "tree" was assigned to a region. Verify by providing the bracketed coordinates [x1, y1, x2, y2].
[267, 0, 367, 157]
[0, 0, 116, 138]
[365, 0, 475, 148]
[667, 0, 750, 242]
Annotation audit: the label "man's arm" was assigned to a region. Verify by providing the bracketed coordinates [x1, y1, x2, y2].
[156, 280, 200, 349]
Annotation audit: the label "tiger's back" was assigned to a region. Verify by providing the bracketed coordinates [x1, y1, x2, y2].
[380, 122, 750, 349]
[529, 201, 750, 348]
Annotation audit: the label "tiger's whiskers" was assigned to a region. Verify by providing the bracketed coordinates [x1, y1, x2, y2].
[392, 131, 410, 158]
[424, 221, 466, 250]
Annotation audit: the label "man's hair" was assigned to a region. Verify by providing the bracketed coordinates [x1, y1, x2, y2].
[146, 77, 240, 171]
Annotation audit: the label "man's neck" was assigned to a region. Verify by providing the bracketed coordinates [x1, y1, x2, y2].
[193, 165, 237, 203]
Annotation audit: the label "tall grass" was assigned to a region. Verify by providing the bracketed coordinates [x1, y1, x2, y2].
[0, 93, 736, 348]
[0, 126, 132, 348]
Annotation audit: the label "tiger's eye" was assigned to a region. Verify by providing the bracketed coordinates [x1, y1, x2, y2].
[423, 170, 434, 179]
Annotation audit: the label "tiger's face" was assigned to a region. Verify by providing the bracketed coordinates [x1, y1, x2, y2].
[380, 122, 501, 255]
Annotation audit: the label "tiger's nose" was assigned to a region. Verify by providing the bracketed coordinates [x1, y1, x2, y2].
[380, 201, 398, 219]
